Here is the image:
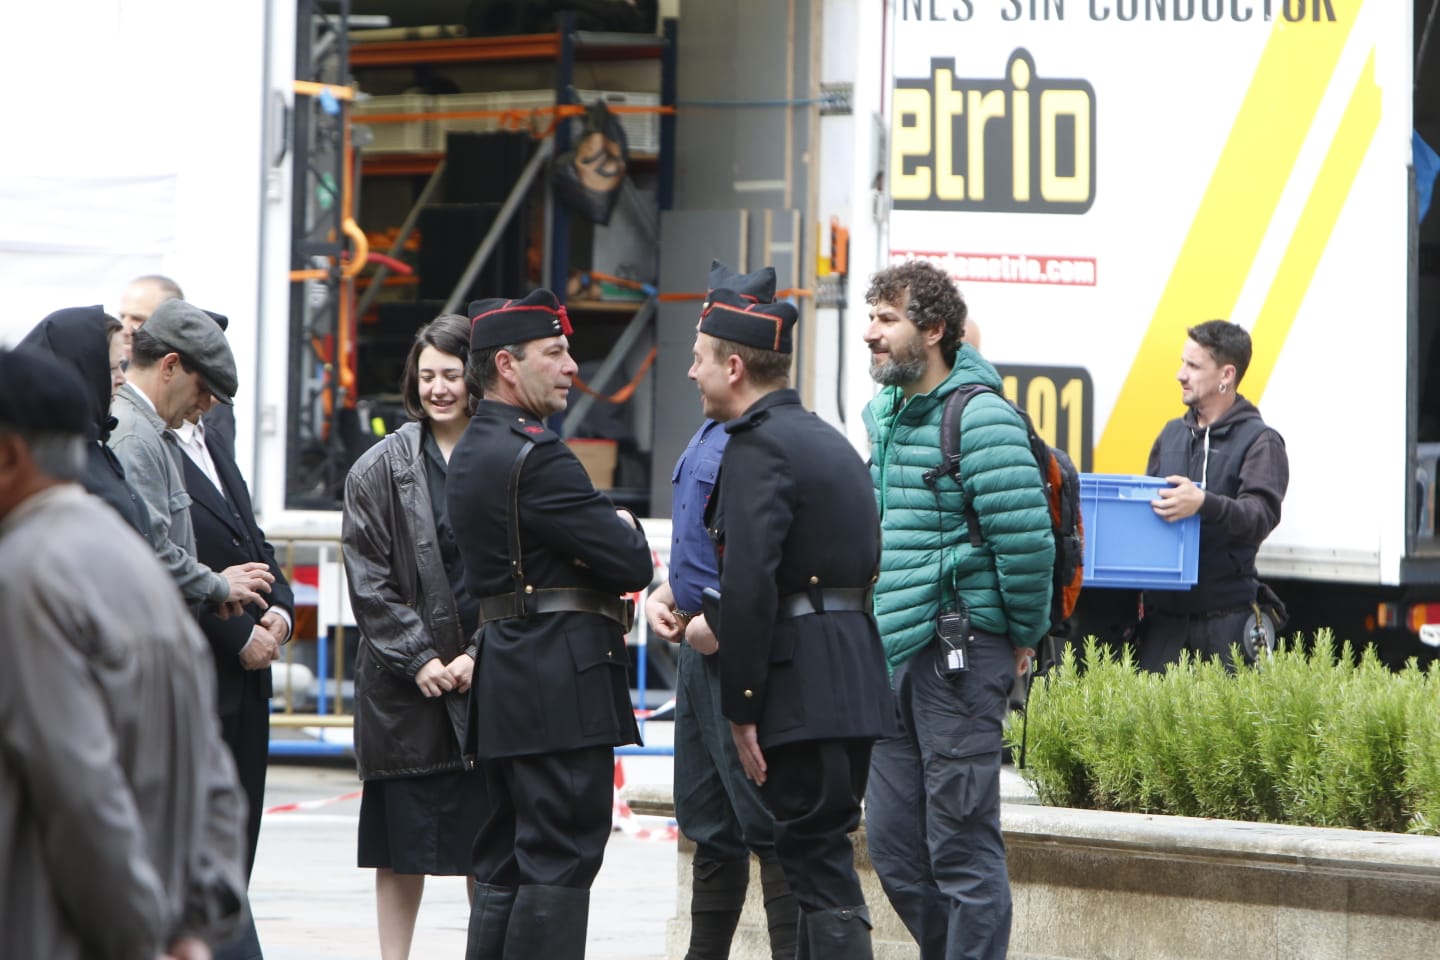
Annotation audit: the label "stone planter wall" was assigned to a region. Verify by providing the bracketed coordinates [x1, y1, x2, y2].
[627, 784, 1440, 960]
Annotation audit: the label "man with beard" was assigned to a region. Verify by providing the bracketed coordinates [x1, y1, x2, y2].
[694, 287, 895, 958]
[862, 260, 1053, 960]
[1138, 320, 1288, 671]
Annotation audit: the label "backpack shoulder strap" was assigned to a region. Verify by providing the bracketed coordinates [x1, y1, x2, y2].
[927, 383, 998, 548]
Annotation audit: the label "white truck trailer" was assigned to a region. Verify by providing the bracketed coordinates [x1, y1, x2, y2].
[858, 0, 1440, 659]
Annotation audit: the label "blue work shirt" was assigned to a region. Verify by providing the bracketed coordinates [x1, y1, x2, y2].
[668, 419, 728, 613]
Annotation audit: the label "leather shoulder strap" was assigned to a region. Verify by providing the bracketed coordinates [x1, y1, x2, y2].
[505, 439, 536, 615]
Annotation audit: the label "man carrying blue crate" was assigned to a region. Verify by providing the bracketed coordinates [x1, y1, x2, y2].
[1139, 319, 1289, 672]
[862, 260, 1055, 960]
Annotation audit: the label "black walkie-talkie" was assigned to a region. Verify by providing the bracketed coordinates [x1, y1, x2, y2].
[936, 606, 972, 677]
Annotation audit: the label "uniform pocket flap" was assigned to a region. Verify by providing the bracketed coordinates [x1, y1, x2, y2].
[566, 630, 627, 673]
[768, 628, 796, 665]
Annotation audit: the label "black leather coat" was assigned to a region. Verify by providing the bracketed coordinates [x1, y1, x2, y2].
[342, 422, 475, 779]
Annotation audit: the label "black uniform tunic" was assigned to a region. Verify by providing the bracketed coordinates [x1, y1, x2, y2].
[704, 388, 896, 912]
[446, 398, 652, 891]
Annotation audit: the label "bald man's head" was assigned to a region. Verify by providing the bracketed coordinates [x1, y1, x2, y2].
[963, 317, 982, 353]
[117, 275, 184, 358]
[119, 275, 183, 332]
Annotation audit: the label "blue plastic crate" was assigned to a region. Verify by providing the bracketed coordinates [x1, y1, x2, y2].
[1079, 473, 1199, 590]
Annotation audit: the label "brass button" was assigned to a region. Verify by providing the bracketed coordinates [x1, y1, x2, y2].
[809, 575, 820, 585]
[524, 585, 534, 595]
[743, 689, 754, 699]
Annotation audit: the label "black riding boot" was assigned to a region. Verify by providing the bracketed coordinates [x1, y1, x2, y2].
[684, 857, 749, 960]
[502, 884, 590, 960]
[758, 855, 798, 959]
[464, 883, 517, 960]
[797, 905, 873, 960]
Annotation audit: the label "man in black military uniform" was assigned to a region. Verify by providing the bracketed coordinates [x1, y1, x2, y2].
[645, 262, 797, 959]
[694, 289, 896, 958]
[447, 289, 654, 960]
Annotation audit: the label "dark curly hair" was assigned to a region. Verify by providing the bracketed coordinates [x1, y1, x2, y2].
[865, 260, 966, 367]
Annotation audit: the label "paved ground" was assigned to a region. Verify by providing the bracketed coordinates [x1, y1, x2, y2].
[252, 719, 1036, 959]
[252, 722, 680, 960]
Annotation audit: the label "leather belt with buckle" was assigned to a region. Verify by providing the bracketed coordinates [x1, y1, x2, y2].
[478, 588, 635, 632]
[778, 587, 873, 620]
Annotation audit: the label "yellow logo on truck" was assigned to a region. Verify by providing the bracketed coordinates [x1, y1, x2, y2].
[1094, 2, 1371, 473]
[892, 50, 1096, 213]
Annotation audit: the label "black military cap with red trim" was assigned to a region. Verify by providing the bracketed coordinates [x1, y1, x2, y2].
[698, 287, 798, 355]
[468, 288, 573, 351]
[706, 260, 776, 305]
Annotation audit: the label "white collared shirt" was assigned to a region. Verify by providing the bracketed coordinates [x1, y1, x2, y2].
[169, 418, 293, 644]
[171, 419, 224, 496]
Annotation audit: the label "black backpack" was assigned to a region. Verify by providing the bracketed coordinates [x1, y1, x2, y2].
[925, 383, 1084, 640]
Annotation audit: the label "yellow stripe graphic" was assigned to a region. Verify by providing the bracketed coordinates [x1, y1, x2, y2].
[1094, 6, 1362, 473]
[1244, 51, 1381, 400]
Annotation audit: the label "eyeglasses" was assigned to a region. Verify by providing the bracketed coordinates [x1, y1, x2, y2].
[110, 359, 129, 376]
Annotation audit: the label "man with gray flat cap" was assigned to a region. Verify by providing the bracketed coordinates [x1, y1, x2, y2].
[110, 299, 274, 617]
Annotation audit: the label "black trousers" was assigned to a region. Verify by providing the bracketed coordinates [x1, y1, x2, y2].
[220, 673, 270, 878]
[471, 746, 615, 888]
[213, 674, 269, 960]
[759, 737, 872, 912]
[1138, 608, 1256, 672]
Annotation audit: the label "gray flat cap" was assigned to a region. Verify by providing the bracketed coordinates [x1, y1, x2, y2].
[143, 299, 238, 405]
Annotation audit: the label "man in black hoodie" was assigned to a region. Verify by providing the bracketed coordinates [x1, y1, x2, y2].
[1140, 320, 1289, 671]
[19, 306, 150, 538]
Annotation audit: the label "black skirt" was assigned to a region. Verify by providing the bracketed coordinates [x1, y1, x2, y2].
[357, 768, 487, 875]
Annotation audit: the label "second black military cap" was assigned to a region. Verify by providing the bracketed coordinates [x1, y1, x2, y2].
[469, 288, 574, 351]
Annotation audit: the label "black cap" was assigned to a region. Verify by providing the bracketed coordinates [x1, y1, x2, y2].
[143, 300, 239, 405]
[705, 260, 777, 305]
[698, 287, 798, 354]
[469, 289, 573, 351]
[0, 348, 94, 437]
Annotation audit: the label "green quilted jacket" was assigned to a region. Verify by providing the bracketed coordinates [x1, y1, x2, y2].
[864, 349, 1055, 670]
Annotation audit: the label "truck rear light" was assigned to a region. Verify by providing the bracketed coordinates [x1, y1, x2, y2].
[1408, 603, 1440, 637]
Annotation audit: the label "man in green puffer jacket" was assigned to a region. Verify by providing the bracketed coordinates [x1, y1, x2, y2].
[861, 260, 1054, 960]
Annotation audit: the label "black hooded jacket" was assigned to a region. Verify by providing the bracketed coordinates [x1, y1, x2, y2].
[1144, 395, 1288, 613]
[20, 306, 151, 537]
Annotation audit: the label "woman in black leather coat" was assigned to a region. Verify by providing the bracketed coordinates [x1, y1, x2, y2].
[341, 314, 486, 960]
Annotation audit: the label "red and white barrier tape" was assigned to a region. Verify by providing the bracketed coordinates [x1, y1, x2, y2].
[264, 789, 363, 815]
[611, 758, 678, 842]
